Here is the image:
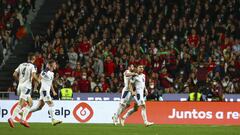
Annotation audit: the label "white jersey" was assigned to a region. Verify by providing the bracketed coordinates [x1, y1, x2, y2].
[40, 69, 54, 92]
[132, 73, 146, 106]
[132, 73, 146, 92]
[122, 70, 132, 91]
[15, 62, 37, 89]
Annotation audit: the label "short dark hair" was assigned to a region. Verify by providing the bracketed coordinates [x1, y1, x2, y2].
[137, 64, 144, 67]
[48, 59, 56, 68]
[48, 59, 56, 65]
[128, 64, 134, 67]
[28, 53, 35, 61]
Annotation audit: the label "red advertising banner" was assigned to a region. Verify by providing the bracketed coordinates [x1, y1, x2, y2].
[124, 102, 240, 125]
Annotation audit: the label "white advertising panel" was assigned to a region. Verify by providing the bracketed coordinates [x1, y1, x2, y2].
[0, 100, 118, 123]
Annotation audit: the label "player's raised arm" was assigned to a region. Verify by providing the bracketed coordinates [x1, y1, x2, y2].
[125, 71, 138, 77]
[51, 85, 57, 96]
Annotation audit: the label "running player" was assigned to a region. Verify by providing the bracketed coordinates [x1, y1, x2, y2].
[120, 64, 154, 127]
[8, 53, 38, 128]
[112, 64, 137, 125]
[30, 60, 62, 126]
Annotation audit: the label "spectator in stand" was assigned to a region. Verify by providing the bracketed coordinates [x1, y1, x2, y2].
[174, 71, 186, 93]
[77, 72, 91, 93]
[72, 62, 81, 80]
[62, 63, 73, 78]
[104, 56, 115, 77]
[57, 48, 68, 70]
[186, 72, 198, 93]
[208, 80, 225, 101]
[34, 52, 44, 73]
[99, 76, 110, 93]
[67, 47, 78, 69]
[34, 35, 41, 52]
[196, 63, 208, 89]
[109, 77, 121, 93]
[93, 86, 102, 93]
[77, 36, 91, 57]
[17, 0, 239, 96]
[92, 56, 104, 76]
[221, 76, 235, 93]
[147, 78, 162, 101]
[159, 67, 174, 93]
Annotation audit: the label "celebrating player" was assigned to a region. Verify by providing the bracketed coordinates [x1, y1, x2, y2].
[30, 60, 62, 126]
[120, 64, 154, 127]
[112, 64, 137, 125]
[8, 53, 38, 128]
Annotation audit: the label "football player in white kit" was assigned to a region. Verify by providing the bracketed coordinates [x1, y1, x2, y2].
[112, 64, 137, 125]
[30, 60, 62, 126]
[120, 64, 153, 127]
[8, 53, 39, 128]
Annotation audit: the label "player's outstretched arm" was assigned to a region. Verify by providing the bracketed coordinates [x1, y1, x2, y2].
[33, 73, 41, 87]
[51, 85, 57, 96]
[125, 72, 138, 77]
[13, 71, 19, 81]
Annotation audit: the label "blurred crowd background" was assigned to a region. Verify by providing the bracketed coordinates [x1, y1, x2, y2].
[1, 0, 240, 100]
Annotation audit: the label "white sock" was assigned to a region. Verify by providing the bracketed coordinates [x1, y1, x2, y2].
[49, 106, 54, 121]
[141, 107, 148, 124]
[11, 105, 21, 120]
[22, 106, 31, 121]
[30, 104, 41, 113]
[123, 108, 136, 120]
[116, 104, 124, 118]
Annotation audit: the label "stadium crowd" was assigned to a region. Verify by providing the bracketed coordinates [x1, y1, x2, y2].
[0, 0, 35, 66]
[7, 0, 240, 100]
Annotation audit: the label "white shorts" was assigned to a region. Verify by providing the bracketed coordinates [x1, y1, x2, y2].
[18, 85, 32, 101]
[120, 90, 133, 106]
[39, 90, 52, 102]
[134, 89, 145, 106]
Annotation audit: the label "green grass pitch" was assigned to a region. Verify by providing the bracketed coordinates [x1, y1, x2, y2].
[1, 123, 240, 135]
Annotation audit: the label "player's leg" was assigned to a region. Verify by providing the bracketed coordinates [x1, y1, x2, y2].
[138, 97, 153, 127]
[113, 91, 131, 125]
[140, 104, 153, 126]
[30, 89, 47, 113]
[22, 96, 33, 121]
[8, 98, 25, 128]
[46, 101, 62, 126]
[30, 100, 45, 113]
[123, 93, 141, 121]
[20, 96, 33, 128]
[120, 103, 138, 126]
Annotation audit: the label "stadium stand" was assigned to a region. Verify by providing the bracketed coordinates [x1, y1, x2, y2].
[0, 0, 64, 92]
[0, 0, 239, 100]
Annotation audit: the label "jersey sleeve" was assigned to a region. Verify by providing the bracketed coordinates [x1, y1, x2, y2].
[14, 64, 21, 73]
[31, 65, 37, 73]
[124, 70, 130, 76]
